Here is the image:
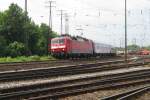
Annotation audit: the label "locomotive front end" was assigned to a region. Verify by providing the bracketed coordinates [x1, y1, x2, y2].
[50, 37, 67, 57]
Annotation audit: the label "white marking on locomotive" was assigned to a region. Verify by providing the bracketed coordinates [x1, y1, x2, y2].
[51, 45, 66, 49]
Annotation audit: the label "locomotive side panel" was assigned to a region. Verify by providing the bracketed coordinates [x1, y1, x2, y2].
[71, 40, 93, 54]
[65, 38, 72, 54]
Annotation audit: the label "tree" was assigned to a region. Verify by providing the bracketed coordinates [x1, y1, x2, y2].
[0, 36, 7, 56]
[0, 3, 58, 57]
[127, 44, 140, 51]
[25, 22, 40, 55]
[2, 4, 28, 43]
[37, 23, 58, 55]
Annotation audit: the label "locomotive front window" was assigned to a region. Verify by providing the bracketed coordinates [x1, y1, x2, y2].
[51, 39, 65, 44]
[59, 39, 64, 44]
[51, 39, 59, 44]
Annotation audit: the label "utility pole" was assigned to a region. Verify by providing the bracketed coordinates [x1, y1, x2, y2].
[45, 1, 55, 55]
[57, 10, 65, 35]
[98, 10, 101, 16]
[65, 13, 69, 34]
[25, 0, 29, 55]
[125, 0, 128, 65]
[47, 1, 55, 31]
[149, 9, 150, 33]
[25, 0, 27, 14]
[120, 38, 122, 49]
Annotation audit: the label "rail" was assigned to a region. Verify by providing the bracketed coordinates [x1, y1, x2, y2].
[0, 69, 150, 100]
[0, 60, 149, 82]
[101, 85, 150, 100]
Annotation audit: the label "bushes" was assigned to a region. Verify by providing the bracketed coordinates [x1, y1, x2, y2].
[7, 41, 27, 57]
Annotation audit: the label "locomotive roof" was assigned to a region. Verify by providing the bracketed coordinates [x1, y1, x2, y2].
[58, 34, 90, 41]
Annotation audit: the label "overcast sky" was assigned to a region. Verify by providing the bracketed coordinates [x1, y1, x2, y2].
[0, 0, 150, 47]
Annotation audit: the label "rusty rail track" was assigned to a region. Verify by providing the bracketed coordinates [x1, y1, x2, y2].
[0, 56, 123, 72]
[0, 68, 150, 100]
[101, 85, 150, 100]
[0, 59, 149, 82]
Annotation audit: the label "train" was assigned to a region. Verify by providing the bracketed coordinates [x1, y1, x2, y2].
[49, 35, 116, 58]
[138, 49, 150, 55]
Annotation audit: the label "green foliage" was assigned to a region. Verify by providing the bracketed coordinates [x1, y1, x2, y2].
[0, 36, 7, 56]
[0, 3, 58, 57]
[36, 23, 48, 55]
[27, 22, 40, 54]
[116, 45, 141, 52]
[127, 44, 140, 51]
[37, 23, 58, 55]
[7, 41, 26, 57]
[29, 55, 40, 61]
[144, 46, 150, 51]
[40, 56, 55, 60]
[2, 4, 27, 43]
[0, 55, 55, 63]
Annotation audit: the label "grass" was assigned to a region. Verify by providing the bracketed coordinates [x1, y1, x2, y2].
[0, 55, 56, 63]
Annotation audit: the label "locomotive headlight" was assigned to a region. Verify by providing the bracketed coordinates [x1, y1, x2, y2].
[62, 48, 65, 51]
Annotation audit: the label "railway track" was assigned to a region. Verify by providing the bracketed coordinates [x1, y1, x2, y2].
[0, 60, 149, 82]
[0, 56, 121, 67]
[101, 85, 150, 100]
[0, 58, 149, 100]
[0, 56, 148, 72]
[0, 56, 123, 71]
[0, 68, 150, 100]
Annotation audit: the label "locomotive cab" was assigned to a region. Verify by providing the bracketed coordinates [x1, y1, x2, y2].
[51, 37, 68, 57]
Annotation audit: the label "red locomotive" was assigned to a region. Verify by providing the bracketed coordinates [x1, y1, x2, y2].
[138, 49, 150, 55]
[49, 35, 116, 58]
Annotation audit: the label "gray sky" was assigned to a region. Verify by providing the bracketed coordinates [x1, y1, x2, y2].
[0, 0, 150, 47]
